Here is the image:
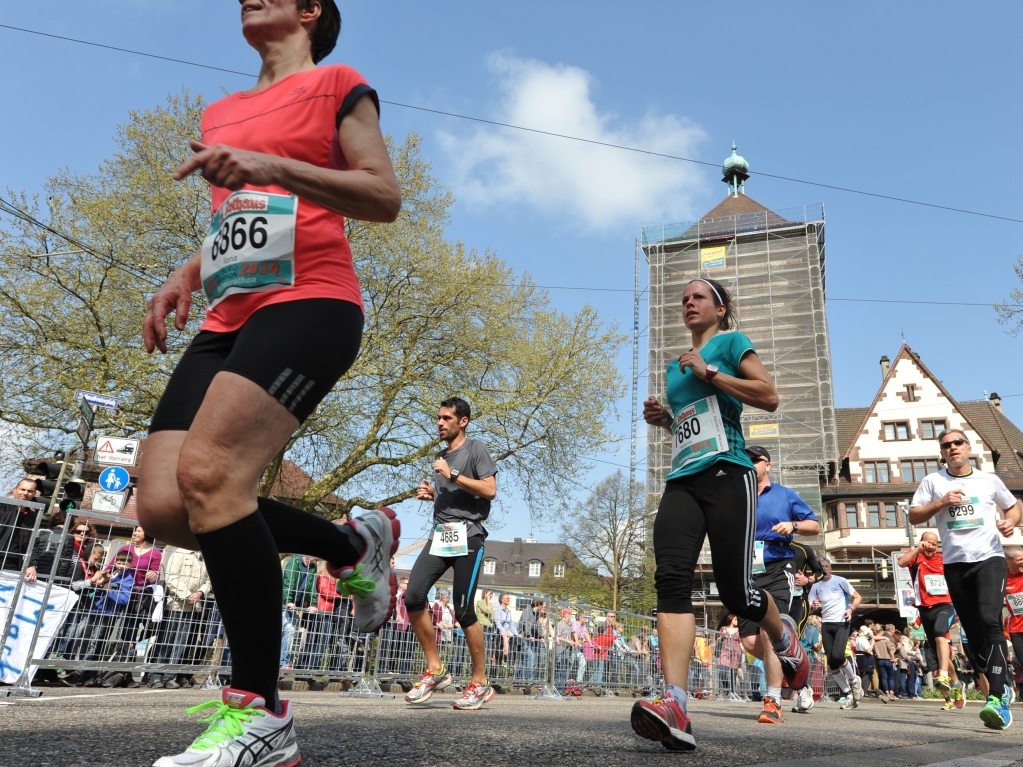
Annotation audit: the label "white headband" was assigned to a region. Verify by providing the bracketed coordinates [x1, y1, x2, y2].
[690, 278, 723, 305]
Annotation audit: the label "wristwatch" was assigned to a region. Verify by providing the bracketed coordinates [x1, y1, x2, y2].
[449, 469, 460, 482]
[704, 364, 719, 383]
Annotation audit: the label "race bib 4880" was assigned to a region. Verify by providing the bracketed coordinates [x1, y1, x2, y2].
[200, 191, 297, 309]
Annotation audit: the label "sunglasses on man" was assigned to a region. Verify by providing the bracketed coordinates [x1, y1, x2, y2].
[939, 438, 967, 450]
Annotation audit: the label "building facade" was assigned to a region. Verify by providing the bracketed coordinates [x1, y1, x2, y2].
[823, 345, 1023, 560]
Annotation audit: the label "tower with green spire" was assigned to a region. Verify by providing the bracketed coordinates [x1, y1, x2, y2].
[722, 143, 750, 198]
[640, 146, 835, 577]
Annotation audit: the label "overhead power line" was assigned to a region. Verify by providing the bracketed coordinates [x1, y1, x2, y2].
[3, 23, 1023, 225]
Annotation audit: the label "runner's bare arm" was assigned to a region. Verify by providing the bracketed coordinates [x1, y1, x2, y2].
[451, 475, 496, 501]
[896, 547, 919, 568]
[678, 349, 779, 412]
[908, 489, 966, 525]
[997, 500, 1022, 536]
[173, 95, 400, 223]
[142, 252, 201, 354]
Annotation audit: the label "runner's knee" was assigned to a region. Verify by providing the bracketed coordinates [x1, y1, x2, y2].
[654, 552, 696, 613]
[455, 604, 478, 629]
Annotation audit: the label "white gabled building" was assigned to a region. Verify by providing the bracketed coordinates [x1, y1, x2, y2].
[821, 344, 1023, 560]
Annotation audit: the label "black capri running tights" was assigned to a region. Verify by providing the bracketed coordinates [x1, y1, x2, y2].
[404, 535, 486, 630]
[654, 461, 768, 624]
[945, 556, 1009, 696]
[821, 622, 851, 671]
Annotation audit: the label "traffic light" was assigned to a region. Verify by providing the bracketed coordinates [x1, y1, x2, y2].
[35, 455, 86, 512]
[36, 459, 64, 504]
[60, 479, 86, 512]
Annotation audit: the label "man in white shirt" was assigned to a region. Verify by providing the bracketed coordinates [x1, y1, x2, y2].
[910, 428, 1021, 730]
[808, 559, 862, 709]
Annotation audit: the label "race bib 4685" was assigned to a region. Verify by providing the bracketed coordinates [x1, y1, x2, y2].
[200, 191, 297, 309]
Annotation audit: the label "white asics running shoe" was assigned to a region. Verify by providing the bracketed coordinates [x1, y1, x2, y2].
[792, 685, 814, 713]
[851, 674, 864, 702]
[153, 688, 299, 767]
[329, 507, 400, 633]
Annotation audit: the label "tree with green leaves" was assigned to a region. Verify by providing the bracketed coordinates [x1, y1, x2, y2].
[0, 92, 626, 520]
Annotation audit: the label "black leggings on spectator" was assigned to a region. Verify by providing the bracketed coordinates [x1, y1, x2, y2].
[193, 499, 366, 711]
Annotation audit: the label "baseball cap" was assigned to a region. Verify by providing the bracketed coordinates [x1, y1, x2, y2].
[745, 445, 771, 462]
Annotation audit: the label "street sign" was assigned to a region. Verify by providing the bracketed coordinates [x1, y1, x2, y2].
[93, 436, 140, 467]
[90, 489, 127, 515]
[79, 397, 95, 428]
[74, 390, 120, 411]
[76, 417, 91, 447]
[97, 466, 130, 493]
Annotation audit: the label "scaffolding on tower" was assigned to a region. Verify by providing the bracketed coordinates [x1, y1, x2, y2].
[641, 200, 837, 553]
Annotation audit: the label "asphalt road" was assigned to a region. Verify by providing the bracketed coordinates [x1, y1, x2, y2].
[4, 688, 1023, 767]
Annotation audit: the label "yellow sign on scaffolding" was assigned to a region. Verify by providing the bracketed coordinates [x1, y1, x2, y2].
[700, 245, 726, 270]
[749, 423, 779, 438]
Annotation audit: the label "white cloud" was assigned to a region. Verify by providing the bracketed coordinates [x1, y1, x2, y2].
[439, 54, 709, 229]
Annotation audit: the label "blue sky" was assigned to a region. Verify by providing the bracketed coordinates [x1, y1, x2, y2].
[2, 2, 1022, 552]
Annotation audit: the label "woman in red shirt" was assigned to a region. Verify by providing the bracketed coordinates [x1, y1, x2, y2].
[138, 4, 401, 765]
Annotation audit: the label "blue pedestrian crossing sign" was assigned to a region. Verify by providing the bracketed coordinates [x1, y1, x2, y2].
[98, 466, 130, 493]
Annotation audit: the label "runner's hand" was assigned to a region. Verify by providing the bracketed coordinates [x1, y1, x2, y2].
[416, 479, 434, 501]
[433, 457, 451, 479]
[997, 517, 1016, 537]
[643, 397, 672, 429]
[938, 489, 967, 507]
[811, 598, 821, 612]
[771, 521, 796, 536]
[143, 264, 195, 354]
[173, 141, 279, 191]
[677, 350, 709, 379]
[843, 609, 852, 622]
[794, 571, 809, 587]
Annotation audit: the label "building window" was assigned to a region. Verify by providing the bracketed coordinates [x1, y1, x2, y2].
[863, 461, 890, 483]
[828, 506, 839, 531]
[904, 385, 918, 402]
[868, 503, 881, 528]
[885, 503, 899, 528]
[885, 422, 911, 441]
[483, 559, 496, 575]
[528, 561, 541, 578]
[516, 597, 532, 611]
[514, 562, 521, 574]
[553, 564, 565, 578]
[921, 420, 947, 440]
[845, 503, 859, 528]
[969, 457, 980, 470]
[901, 459, 939, 483]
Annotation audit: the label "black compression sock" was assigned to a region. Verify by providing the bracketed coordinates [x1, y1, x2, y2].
[194, 512, 282, 712]
[257, 496, 365, 565]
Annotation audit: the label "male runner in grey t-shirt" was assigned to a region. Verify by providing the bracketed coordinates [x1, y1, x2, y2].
[404, 397, 498, 710]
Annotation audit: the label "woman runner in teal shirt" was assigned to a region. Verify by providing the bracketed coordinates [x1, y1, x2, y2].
[630, 277, 809, 751]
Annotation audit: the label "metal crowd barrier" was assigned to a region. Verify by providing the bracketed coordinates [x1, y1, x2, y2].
[0, 506, 852, 702]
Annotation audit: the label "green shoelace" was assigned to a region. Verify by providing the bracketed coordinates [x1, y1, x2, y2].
[338, 563, 374, 599]
[184, 701, 265, 751]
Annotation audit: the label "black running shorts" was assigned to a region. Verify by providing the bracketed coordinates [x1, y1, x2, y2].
[738, 559, 795, 638]
[918, 602, 955, 654]
[150, 298, 363, 430]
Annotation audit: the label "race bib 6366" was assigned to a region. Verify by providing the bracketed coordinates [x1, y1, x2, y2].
[200, 191, 297, 309]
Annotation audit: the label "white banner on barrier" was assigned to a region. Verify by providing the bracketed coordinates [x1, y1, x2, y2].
[0, 572, 79, 684]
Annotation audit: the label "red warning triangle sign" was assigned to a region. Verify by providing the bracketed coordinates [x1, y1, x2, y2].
[98, 440, 115, 454]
